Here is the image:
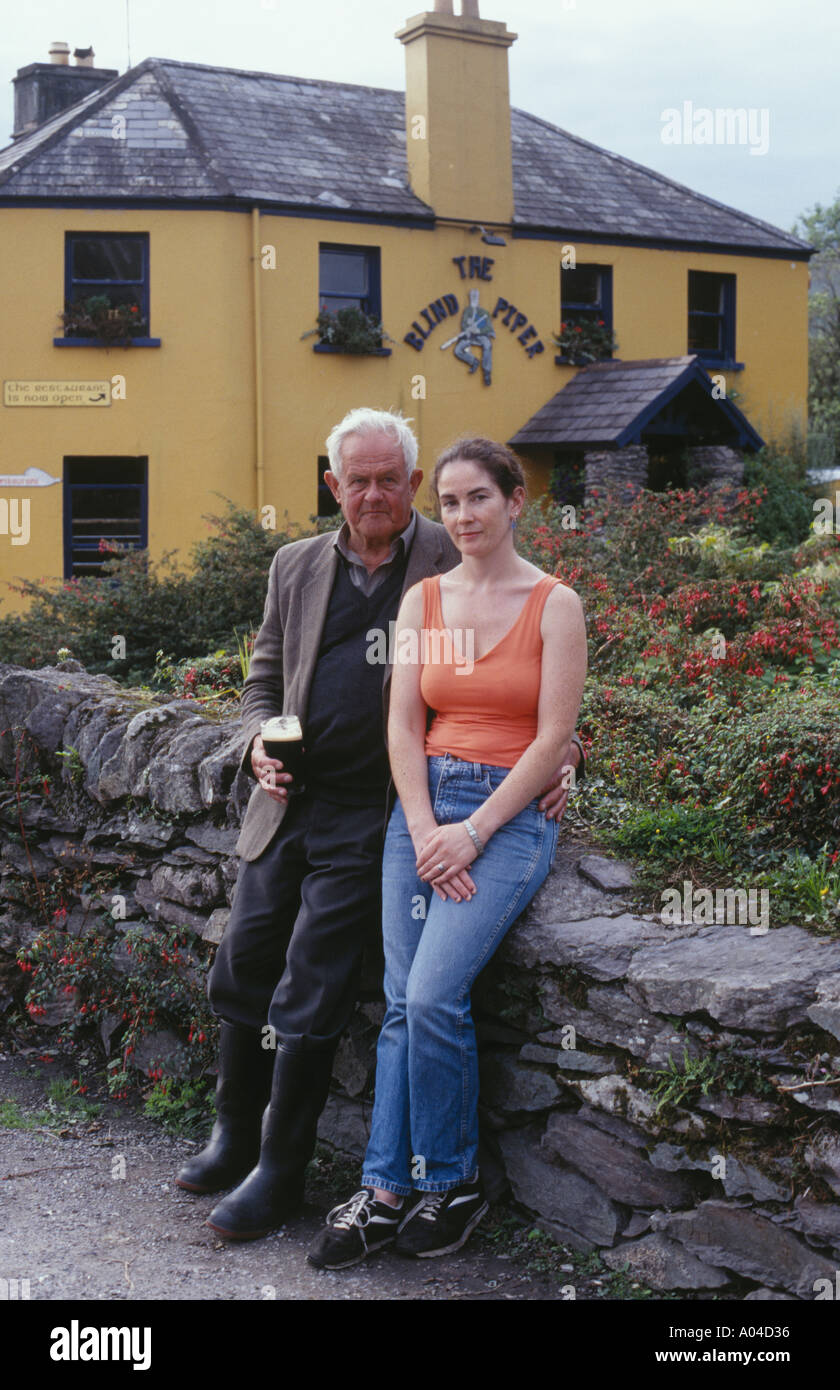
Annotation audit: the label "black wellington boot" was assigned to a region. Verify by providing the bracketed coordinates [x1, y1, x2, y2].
[175, 1021, 276, 1194]
[205, 1044, 335, 1240]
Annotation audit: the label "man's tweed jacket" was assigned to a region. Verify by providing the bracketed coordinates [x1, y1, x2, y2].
[235, 510, 460, 861]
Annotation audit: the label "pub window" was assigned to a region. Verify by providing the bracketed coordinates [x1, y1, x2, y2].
[688, 271, 735, 364]
[317, 455, 341, 519]
[560, 264, 613, 334]
[63, 457, 148, 579]
[318, 244, 381, 318]
[64, 232, 150, 334]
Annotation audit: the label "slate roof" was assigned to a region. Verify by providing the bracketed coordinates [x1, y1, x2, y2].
[508, 355, 765, 450]
[0, 57, 811, 256]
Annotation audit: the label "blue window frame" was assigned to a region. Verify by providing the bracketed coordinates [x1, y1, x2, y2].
[318, 243, 381, 317]
[561, 263, 613, 334]
[688, 271, 736, 364]
[63, 457, 148, 579]
[63, 232, 150, 335]
[317, 455, 340, 519]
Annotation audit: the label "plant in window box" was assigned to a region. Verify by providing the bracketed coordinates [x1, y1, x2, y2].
[553, 318, 618, 366]
[302, 305, 394, 354]
[59, 294, 149, 346]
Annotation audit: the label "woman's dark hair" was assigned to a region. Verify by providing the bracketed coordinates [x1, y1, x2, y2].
[432, 436, 527, 502]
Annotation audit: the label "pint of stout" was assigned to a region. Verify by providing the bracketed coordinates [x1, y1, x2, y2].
[260, 715, 305, 794]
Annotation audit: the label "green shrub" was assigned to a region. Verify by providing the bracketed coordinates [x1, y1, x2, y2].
[742, 444, 815, 546]
[0, 501, 311, 680]
[150, 647, 245, 706]
[610, 804, 727, 864]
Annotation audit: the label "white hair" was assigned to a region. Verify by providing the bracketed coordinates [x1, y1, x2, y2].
[325, 408, 418, 479]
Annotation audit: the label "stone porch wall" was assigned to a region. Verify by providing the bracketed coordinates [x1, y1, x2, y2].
[583, 445, 648, 507]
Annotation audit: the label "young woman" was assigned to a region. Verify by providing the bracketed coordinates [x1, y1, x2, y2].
[308, 436, 588, 1268]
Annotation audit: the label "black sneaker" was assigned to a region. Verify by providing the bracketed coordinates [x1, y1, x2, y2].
[307, 1187, 404, 1270]
[395, 1174, 488, 1258]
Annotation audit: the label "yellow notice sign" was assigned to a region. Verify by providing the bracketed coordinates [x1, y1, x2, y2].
[3, 380, 111, 407]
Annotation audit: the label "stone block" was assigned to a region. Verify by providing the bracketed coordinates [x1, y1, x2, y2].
[603, 1232, 729, 1290]
[652, 1200, 836, 1298]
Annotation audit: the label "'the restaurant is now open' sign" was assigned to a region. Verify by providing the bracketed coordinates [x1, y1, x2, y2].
[3, 380, 111, 407]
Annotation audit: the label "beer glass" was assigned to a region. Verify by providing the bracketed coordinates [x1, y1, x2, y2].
[260, 715, 305, 795]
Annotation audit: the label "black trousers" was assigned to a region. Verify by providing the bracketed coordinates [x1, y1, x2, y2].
[208, 794, 385, 1052]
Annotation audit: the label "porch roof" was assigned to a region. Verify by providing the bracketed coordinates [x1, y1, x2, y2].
[508, 355, 765, 451]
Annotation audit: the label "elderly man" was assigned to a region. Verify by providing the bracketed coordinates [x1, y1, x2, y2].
[175, 408, 585, 1240]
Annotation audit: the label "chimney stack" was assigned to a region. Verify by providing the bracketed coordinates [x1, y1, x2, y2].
[12, 44, 118, 140]
[397, 7, 517, 224]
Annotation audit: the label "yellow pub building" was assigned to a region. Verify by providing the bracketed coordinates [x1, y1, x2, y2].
[0, 3, 812, 610]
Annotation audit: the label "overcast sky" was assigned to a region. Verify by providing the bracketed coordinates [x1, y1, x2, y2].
[1, 0, 836, 234]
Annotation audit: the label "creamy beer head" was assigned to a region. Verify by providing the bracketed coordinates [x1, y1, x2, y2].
[260, 715, 303, 742]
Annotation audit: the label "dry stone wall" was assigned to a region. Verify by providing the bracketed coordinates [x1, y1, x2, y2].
[2, 663, 840, 1298]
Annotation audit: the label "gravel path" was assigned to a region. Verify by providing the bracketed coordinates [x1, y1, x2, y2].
[1, 1054, 567, 1302]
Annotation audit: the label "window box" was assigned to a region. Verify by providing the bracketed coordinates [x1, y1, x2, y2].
[304, 306, 393, 356]
[312, 341, 392, 357]
[54, 336, 161, 348]
[554, 351, 621, 367]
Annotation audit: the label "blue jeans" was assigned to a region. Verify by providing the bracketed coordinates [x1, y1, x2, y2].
[362, 754, 559, 1194]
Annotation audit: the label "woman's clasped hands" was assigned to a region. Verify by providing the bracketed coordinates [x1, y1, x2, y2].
[415, 821, 479, 903]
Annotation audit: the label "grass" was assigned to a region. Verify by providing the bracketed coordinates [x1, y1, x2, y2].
[644, 1045, 778, 1117]
[142, 1077, 215, 1138]
[0, 1078, 102, 1131]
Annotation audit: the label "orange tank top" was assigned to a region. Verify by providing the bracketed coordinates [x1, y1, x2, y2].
[420, 573, 561, 769]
